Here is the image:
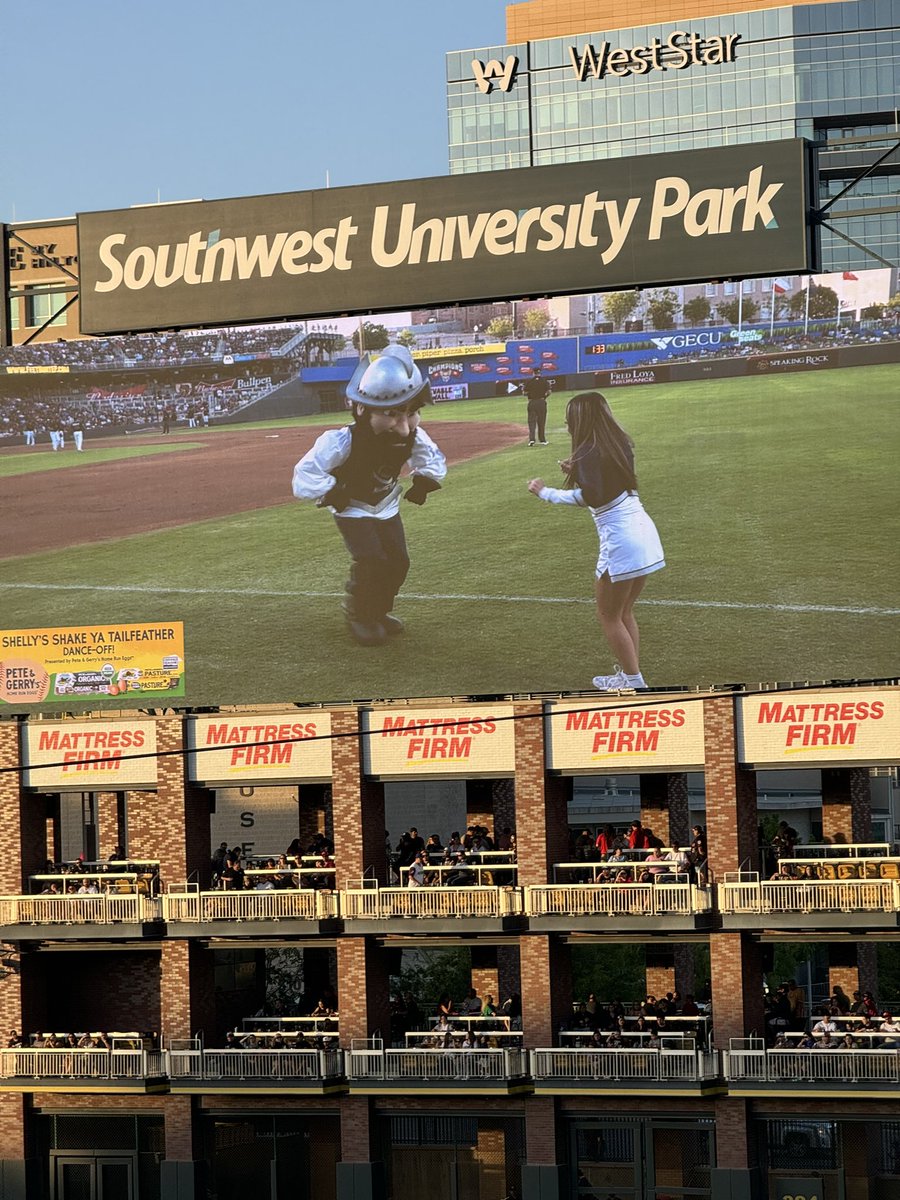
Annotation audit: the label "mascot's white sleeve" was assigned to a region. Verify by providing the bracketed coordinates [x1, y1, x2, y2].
[409, 427, 448, 482]
[292, 428, 352, 500]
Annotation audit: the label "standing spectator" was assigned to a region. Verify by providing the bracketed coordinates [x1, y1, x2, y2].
[690, 826, 709, 886]
[628, 820, 649, 851]
[787, 979, 806, 1031]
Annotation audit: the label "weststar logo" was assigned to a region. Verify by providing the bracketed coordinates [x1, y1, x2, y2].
[471, 56, 518, 93]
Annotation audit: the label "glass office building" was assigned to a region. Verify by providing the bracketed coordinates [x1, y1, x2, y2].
[447, 0, 900, 270]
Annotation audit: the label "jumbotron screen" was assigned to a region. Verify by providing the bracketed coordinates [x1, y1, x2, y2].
[0, 267, 896, 709]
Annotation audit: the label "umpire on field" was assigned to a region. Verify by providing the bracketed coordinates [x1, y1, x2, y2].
[521, 368, 552, 446]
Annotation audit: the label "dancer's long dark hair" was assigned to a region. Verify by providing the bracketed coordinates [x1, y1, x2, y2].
[563, 392, 637, 492]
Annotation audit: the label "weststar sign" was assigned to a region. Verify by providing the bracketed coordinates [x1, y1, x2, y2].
[570, 31, 740, 80]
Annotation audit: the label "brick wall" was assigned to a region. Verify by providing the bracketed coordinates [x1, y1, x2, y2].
[27, 950, 161, 1036]
[471, 945, 499, 1008]
[639, 772, 690, 847]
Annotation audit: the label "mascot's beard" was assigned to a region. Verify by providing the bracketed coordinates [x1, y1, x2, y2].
[354, 418, 416, 475]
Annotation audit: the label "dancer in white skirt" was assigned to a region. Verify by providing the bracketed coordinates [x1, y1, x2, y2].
[527, 391, 664, 691]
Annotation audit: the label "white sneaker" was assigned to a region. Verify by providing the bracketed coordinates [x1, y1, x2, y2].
[591, 671, 627, 691]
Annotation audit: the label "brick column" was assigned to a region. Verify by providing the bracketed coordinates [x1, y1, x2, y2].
[521, 937, 571, 1048]
[822, 767, 871, 843]
[299, 782, 332, 847]
[709, 933, 765, 1045]
[639, 772, 690, 847]
[95, 790, 121, 857]
[336, 939, 390, 1046]
[828, 943, 866, 1003]
[0, 1093, 37, 1200]
[703, 697, 758, 877]
[646, 943, 695, 1003]
[514, 703, 569, 887]
[492, 778, 516, 842]
[160, 1094, 203, 1200]
[160, 942, 192, 1045]
[471, 945, 499, 1007]
[159, 942, 215, 1047]
[710, 1097, 763, 1199]
[331, 709, 386, 887]
[466, 778, 493, 831]
[128, 718, 210, 889]
[523, 1096, 565, 1200]
[0, 723, 50, 891]
[337, 1095, 386, 1200]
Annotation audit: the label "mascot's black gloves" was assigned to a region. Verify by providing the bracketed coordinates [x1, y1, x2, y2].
[317, 484, 351, 513]
[404, 476, 442, 506]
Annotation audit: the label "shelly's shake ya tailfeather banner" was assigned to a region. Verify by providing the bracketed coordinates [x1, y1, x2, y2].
[77, 139, 814, 334]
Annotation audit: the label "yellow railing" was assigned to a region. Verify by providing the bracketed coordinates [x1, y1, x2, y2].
[719, 875, 900, 915]
[0, 894, 158, 925]
[162, 889, 337, 923]
[341, 886, 522, 921]
[525, 882, 709, 917]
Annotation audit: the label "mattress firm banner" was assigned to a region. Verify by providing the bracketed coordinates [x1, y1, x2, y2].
[188, 713, 332, 784]
[737, 689, 900, 768]
[23, 720, 158, 789]
[77, 139, 812, 334]
[545, 699, 705, 774]
[362, 706, 516, 779]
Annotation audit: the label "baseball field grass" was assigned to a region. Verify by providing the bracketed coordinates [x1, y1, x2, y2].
[0, 363, 896, 708]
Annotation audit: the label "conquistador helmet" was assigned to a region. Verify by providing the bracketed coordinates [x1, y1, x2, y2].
[346, 344, 429, 410]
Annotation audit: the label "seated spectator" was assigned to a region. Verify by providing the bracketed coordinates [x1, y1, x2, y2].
[814, 1032, 838, 1050]
[222, 1033, 241, 1050]
[840, 1033, 857, 1049]
[6, 1030, 22, 1048]
[812, 1012, 839, 1038]
[481, 995, 497, 1018]
[437, 993, 455, 1019]
[445, 852, 476, 887]
[772, 1032, 790, 1049]
[501, 993, 522, 1030]
[462, 989, 482, 1016]
[880, 1012, 900, 1047]
[797, 1032, 817, 1049]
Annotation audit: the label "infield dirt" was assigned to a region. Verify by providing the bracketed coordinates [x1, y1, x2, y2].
[1, 421, 523, 558]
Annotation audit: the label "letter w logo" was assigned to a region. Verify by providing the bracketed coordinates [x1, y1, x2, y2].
[471, 55, 518, 93]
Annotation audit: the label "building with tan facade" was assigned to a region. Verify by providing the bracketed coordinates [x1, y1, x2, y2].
[0, 684, 898, 1199]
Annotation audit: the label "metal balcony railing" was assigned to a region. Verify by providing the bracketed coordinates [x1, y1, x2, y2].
[525, 882, 710, 918]
[345, 1047, 528, 1081]
[725, 1045, 900, 1084]
[161, 888, 337, 923]
[0, 1047, 164, 1080]
[531, 1047, 719, 1082]
[167, 1047, 343, 1081]
[0, 894, 159, 926]
[719, 874, 900, 915]
[341, 885, 522, 921]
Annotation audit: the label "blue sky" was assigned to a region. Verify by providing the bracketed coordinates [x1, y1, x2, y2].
[5, 0, 505, 222]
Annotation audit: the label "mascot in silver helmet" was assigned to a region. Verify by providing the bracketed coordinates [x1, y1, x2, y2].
[292, 345, 447, 645]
